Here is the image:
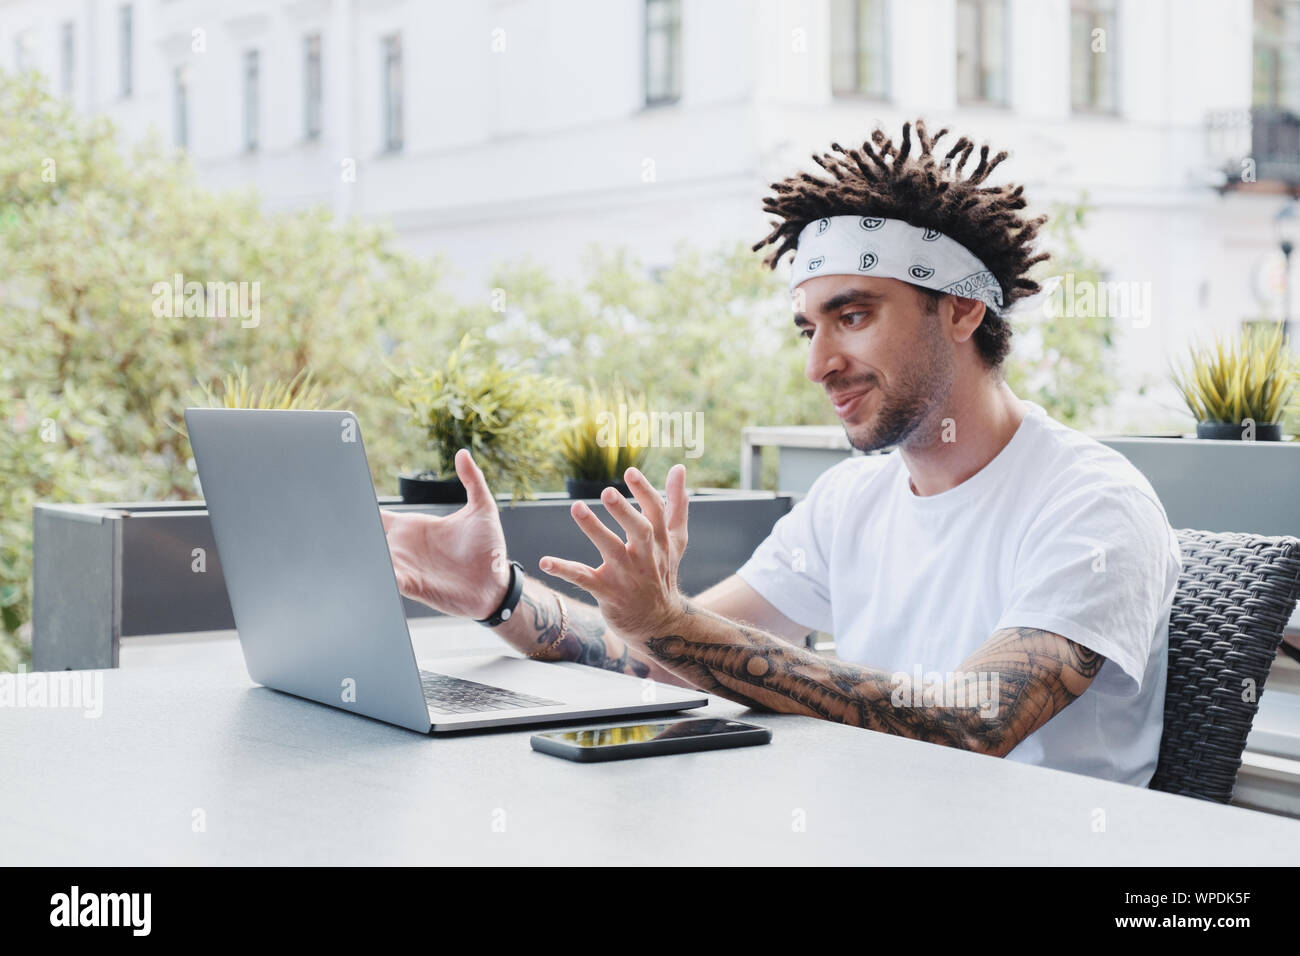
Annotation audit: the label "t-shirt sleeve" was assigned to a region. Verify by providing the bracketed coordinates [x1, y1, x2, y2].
[993, 485, 1176, 698]
[734, 460, 854, 634]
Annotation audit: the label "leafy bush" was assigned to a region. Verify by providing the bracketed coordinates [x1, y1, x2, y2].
[1004, 198, 1117, 429]
[0, 70, 459, 664]
[392, 333, 567, 501]
[477, 242, 837, 487]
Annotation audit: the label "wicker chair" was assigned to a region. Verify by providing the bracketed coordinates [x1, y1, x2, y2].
[1148, 529, 1300, 802]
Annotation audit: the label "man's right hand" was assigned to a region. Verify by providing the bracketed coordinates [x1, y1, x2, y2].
[380, 448, 511, 621]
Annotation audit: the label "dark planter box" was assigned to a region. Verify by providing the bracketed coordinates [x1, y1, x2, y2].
[31, 491, 792, 671]
[565, 478, 632, 498]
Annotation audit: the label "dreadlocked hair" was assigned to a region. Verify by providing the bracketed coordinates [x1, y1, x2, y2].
[752, 118, 1050, 372]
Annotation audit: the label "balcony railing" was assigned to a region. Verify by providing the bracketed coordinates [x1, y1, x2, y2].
[1208, 107, 1300, 189]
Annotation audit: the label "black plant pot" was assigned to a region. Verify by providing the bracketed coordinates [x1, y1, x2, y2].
[566, 478, 632, 499]
[400, 472, 468, 504]
[1195, 421, 1283, 441]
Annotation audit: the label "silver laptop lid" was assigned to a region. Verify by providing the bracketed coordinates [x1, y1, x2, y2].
[185, 408, 431, 732]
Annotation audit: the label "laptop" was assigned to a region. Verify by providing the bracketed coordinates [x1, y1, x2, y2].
[185, 407, 708, 733]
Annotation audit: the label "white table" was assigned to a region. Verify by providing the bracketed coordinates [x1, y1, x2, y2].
[4, 621, 1299, 865]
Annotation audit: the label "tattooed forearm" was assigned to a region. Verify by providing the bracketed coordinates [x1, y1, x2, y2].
[640, 603, 816, 712]
[645, 603, 1105, 756]
[509, 584, 650, 678]
[564, 602, 651, 678]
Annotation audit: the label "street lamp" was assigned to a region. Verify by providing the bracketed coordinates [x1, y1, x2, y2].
[1275, 201, 1299, 345]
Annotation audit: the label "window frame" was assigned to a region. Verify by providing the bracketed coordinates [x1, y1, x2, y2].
[381, 32, 404, 153]
[243, 48, 260, 153]
[1252, 0, 1300, 111]
[955, 0, 1008, 107]
[830, 0, 891, 102]
[304, 32, 323, 142]
[1069, 0, 1119, 116]
[173, 64, 189, 150]
[119, 4, 133, 98]
[60, 21, 76, 98]
[643, 0, 682, 107]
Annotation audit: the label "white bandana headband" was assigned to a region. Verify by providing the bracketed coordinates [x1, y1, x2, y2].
[788, 215, 1004, 312]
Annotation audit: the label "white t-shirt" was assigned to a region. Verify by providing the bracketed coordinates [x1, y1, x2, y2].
[736, 399, 1180, 786]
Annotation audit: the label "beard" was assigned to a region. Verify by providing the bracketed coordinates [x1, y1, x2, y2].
[838, 314, 954, 454]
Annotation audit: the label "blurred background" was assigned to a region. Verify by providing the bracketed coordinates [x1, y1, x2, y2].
[2, 0, 1299, 660]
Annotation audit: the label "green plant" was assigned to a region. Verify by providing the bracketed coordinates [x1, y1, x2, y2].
[0, 68, 461, 664]
[163, 366, 339, 445]
[1169, 322, 1295, 426]
[1004, 195, 1117, 429]
[558, 382, 652, 482]
[481, 241, 838, 487]
[392, 333, 567, 501]
[198, 365, 334, 410]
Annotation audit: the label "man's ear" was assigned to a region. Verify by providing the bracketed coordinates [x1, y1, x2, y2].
[946, 295, 988, 344]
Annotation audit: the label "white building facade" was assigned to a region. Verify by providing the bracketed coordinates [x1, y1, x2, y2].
[3, 0, 1297, 431]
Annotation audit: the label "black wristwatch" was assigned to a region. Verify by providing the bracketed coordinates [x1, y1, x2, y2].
[475, 560, 525, 627]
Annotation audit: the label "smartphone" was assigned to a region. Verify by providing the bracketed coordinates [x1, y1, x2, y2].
[530, 717, 771, 762]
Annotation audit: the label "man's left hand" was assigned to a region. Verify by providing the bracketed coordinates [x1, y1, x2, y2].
[539, 464, 689, 644]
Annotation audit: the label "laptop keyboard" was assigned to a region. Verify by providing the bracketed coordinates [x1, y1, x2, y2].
[419, 670, 562, 716]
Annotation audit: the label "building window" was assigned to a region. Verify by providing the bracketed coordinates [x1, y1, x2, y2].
[1253, 0, 1300, 111]
[174, 65, 189, 150]
[644, 0, 682, 106]
[13, 30, 35, 73]
[60, 22, 75, 97]
[244, 50, 260, 152]
[304, 33, 323, 140]
[381, 33, 403, 152]
[1070, 0, 1117, 113]
[119, 4, 133, 97]
[956, 0, 1006, 105]
[831, 0, 889, 99]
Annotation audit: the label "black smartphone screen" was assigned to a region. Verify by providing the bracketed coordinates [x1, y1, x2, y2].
[538, 718, 758, 748]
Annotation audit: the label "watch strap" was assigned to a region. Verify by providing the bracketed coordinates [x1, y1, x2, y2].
[475, 560, 525, 627]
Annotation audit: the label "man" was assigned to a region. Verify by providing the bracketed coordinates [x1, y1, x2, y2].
[382, 119, 1180, 786]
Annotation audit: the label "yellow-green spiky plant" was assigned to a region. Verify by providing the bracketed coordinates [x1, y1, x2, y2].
[558, 382, 652, 482]
[166, 366, 338, 443]
[1169, 323, 1295, 427]
[199, 366, 333, 410]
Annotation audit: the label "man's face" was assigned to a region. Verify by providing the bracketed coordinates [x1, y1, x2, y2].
[793, 275, 954, 453]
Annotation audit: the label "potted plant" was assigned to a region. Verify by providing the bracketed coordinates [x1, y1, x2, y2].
[558, 382, 652, 498]
[194, 366, 333, 411]
[393, 333, 565, 504]
[1169, 322, 1296, 441]
[171, 365, 337, 496]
